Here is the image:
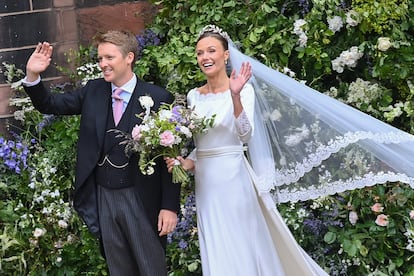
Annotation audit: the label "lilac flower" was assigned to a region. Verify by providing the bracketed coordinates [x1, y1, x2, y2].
[136, 29, 161, 59]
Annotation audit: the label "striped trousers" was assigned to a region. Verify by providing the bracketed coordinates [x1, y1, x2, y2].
[97, 185, 167, 276]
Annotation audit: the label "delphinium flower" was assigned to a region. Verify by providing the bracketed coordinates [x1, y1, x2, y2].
[0, 137, 29, 174]
[167, 190, 197, 249]
[37, 114, 56, 132]
[136, 29, 161, 59]
[281, 0, 310, 16]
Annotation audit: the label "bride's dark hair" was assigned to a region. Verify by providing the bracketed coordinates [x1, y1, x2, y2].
[197, 25, 229, 50]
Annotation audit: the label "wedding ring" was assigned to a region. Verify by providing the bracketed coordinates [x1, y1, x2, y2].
[173, 159, 180, 166]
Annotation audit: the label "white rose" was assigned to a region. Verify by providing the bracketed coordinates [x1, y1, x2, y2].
[346, 10, 360, 27]
[179, 126, 192, 138]
[327, 16, 343, 33]
[33, 227, 46, 238]
[293, 19, 307, 35]
[58, 220, 69, 229]
[139, 96, 154, 110]
[377, 37, 392, 52]
[349, 211, 358, 225]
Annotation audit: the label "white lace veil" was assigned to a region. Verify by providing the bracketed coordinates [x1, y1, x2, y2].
[228, 40, 414, 203]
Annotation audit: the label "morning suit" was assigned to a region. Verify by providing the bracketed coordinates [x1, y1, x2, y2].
[24, 77, 181, 275]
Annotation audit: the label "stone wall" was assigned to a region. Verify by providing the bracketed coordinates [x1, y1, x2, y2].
[0, 0, 77, 84]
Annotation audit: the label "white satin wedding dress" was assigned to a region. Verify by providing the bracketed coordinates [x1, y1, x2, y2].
[187, 85, 328, 276]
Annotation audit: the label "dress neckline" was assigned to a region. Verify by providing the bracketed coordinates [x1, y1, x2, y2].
[194, 88, 230, 95]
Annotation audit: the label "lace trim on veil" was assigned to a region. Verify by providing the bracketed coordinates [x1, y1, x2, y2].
[228, 40, 414, 203]
[276, 172, 414, 203]
[275, 130, 414, 185]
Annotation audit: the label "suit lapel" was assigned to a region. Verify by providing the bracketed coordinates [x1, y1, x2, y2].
[127, 79, 146, 132]
[95, 83, 112, 149]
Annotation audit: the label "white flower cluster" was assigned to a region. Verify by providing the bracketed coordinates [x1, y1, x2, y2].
[404, 227, 414, 252]
[20, 156, 73, 237]
[76, 62, 103, 86]
[9, 97, 34, 122]
[293, 19, 308, 47]
[346, 78, 384, 109]
[382, 101, 411, 122]
[331, 46, 363, 73]
[327, 16, 343, 33]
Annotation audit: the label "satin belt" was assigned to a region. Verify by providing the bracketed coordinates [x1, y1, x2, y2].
[196, 145, 245, 158]
[196, 145, 276, 209]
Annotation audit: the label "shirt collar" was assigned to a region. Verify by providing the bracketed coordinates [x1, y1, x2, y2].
[111, 74, 137, 94]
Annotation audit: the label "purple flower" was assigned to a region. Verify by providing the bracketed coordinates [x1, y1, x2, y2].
[136, 29, 161, 59]
[178, 240, 188, 249]
[0, 137, 29, 174]
[37, 114, 56, 132]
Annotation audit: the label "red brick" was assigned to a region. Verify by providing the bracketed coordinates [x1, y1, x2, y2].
[77, 2, 155, 43]
[53, 0, 75, 8]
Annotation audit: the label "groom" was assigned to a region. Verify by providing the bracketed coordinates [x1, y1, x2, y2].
[22, 30, 180, 275]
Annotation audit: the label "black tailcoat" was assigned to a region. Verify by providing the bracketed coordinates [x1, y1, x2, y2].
[24, 77, 180, 238]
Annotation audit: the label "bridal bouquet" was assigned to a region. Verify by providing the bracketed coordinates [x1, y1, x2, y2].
[120, 95, 215, 185]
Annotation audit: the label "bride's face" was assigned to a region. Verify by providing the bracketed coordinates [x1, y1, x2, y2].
[196, 37, 229, 77]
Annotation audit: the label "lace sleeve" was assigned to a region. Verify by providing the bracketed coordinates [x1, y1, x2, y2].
[236, 110, 252, 141]
[236, 84, 255, 143]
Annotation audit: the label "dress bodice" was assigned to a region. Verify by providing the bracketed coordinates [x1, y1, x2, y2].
[187, 84, 255, 151]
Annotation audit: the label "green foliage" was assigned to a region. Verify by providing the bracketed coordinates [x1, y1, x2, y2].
[144, 0, 414, 133]
[141, 0, 414, 275]
[279, 183, 414, 274]
[353, 0, 409, 34]
[1, 50, 107, 274]
[2, 0, 414, 274]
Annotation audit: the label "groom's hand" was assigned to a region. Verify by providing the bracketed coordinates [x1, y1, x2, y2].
[26, 42, 53, 82]
[158, 209, 178, 236]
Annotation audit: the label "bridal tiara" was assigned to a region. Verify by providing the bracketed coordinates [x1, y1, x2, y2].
[197, 24, 230, 42]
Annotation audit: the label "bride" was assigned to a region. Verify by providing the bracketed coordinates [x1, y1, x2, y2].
[167, 25, 414, 275]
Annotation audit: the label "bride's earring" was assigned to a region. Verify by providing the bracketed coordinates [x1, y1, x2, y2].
[225, 59, 228, 65]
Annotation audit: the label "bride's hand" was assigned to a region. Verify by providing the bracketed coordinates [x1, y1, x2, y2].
[229, 62, 252, 97]
[164, 156, 194, 173]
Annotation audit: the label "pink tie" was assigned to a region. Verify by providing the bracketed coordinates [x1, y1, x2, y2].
[112, 88, 124, 126]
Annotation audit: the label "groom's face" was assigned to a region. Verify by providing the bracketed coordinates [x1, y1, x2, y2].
[97, 42, 134, 87]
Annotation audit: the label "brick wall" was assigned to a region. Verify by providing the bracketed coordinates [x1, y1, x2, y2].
[76, 1, 155, 45]
[0, 0, 154, 137]
[0, 0, 154, 84]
